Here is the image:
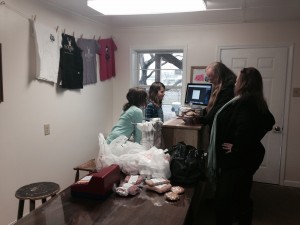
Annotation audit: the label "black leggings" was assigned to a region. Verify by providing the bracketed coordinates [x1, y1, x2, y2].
[215, 169, 253, 225]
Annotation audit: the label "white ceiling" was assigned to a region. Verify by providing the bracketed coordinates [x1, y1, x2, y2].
[40, 0, 300, 28]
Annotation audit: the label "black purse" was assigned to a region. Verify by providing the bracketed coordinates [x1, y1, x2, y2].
[167, 142, 205, 185]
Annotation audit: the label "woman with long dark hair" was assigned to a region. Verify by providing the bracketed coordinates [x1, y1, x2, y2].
[106, 87, 148, 144]
[208, 67, 275, 225]
[145, 81, 165, 122]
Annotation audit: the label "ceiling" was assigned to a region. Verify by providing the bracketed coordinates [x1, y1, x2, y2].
[40, 0, 300, 28]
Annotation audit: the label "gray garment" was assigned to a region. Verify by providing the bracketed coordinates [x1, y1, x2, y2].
[76, 38, 100, 85]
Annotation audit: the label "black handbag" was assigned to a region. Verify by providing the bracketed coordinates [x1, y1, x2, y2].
[167, 142, 205, 185]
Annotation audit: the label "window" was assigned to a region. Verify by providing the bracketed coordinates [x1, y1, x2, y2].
[131, 49, 185, 121]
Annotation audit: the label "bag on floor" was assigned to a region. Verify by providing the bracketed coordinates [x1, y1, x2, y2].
[167, 142, 205, 184]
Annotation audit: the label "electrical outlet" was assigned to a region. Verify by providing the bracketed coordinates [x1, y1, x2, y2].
[44, 124, 50, 135]
[293, 88, 300, 97]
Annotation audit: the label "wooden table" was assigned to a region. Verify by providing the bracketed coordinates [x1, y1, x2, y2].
[14, 183, 197, 225]
[162, 118, 206, 150]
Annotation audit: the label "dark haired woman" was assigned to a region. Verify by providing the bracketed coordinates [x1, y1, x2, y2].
[106, 87, 148, 144]
[208, 67, 275, 225]
[145, 81, 165, 122]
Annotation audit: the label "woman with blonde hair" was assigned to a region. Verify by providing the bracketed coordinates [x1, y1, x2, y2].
[199, 62, 236, 127]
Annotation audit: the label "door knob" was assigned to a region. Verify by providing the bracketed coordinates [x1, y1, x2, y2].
[273, 126, 281, 133]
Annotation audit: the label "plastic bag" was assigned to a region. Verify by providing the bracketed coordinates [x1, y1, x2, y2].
[95, 133, 115, 171]
[136, 121, 155, 149]
[95, 133, 171, 178]
[138, 147, 171, 179]
[109, 135, 147, 156]
[136, 121, 163, 149]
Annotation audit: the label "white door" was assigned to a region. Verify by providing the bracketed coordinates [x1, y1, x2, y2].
[219, 46, 288, 184]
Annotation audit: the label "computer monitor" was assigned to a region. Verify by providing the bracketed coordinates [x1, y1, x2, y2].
[184, 83, 212, 107]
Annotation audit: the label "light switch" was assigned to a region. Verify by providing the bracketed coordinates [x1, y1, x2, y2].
[293, 88, 300, 97]
[44, 124, 50, 135]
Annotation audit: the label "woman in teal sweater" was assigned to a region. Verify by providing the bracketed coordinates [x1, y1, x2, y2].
[106, 87, 148, 144]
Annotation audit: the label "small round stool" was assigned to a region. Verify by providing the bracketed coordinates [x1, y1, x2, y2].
[15, 182, 60, 220]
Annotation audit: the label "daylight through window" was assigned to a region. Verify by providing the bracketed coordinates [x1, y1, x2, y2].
[135, 50, 184, 121]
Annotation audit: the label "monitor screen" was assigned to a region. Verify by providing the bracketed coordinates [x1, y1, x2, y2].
[184, 83, 212, 106]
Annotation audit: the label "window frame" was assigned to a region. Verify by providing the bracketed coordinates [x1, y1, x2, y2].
[130, 46, 188, 105]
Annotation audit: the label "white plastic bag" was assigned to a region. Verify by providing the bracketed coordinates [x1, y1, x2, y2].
[138, 147, 171, 178]
[109, 135, 146, 156]
[95, 133, 118, 170]
[136, 121, 155, 149]
[136, 121, 163, 149]
[109, 135, 129, 156]
[95, 133, 171, 178]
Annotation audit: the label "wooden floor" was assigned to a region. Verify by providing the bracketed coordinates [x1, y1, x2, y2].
[251, 182, 300, 225]
[186, 181, 300, 225]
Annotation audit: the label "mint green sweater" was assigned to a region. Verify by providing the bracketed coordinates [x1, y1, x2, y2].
[106, 106, 143, 144]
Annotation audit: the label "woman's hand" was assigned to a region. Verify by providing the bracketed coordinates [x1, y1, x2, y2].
[222, 143, 233, 154]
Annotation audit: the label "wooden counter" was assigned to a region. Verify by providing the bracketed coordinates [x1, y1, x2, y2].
[162, 118, 203, 149]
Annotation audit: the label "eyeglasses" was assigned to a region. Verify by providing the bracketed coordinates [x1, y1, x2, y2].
[241, 68, 247, 73]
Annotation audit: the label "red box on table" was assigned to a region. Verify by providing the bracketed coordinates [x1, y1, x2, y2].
[71, 164, 121, 199]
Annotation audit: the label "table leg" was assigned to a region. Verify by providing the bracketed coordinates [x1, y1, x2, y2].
[17, 200, 24, 220]
[30, 199, 35, 211]
[75, 170, 79, 182]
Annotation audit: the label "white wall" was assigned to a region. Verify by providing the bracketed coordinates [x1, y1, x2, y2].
[1, 0, 300, 224]
[112, 21, 300, 185]
[0, 0, 114, 224]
